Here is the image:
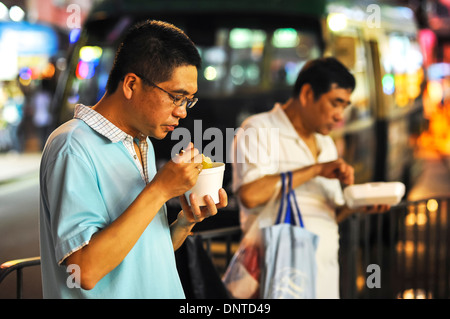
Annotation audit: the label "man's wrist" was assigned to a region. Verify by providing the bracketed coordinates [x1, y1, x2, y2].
[175, 215, 197, 231]
[313, 163, 322, 177]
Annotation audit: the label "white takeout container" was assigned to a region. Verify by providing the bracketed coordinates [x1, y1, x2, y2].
[185, 162, 225, 206]
[343, 182, 405, 209]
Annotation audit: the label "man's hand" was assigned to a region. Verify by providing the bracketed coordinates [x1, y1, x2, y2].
[170, 188, 228, 250]
[336, 203, 391, 223]
[361, 204, 391, 215]
[318, 159, 354, 185]
[151, 142, 203, 201]
[177, 188, 228, 227]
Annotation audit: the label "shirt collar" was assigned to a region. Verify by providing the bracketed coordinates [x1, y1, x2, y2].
[74, 104, 135, 143]
[270, 103, 300, 139]
[272, 102, 323, 156]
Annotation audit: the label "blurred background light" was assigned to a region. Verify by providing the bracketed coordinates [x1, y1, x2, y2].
[79, 46, 103, 62]
[382, 74, 395, 95]
[76, 60, 92, 79]
[69, 28, 81, 44]
[42, 63, 55, 79]
[427, 199, 439, 212]
[76, 46, 103, 80]
[204, 66, 217, 81]
[426, 80, 443, 105]
[19, 67, 32, 81]
[0, 2, 8, 20]
[9, 5, 25, 22]
[229, 28, 266, 49]
[272, 28, 299, 48]
[2, 103, 20, 124]
[327, 13, 347, 32]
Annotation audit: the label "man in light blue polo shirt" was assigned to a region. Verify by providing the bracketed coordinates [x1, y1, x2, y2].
[39, 20, 227, 298]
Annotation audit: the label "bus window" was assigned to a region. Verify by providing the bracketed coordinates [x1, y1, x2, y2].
[197, 27, 321, 95]
[228, 28, 266, 90]
[196, 28, 267, 94]
[380, 33, 424, 110]
[197, 29, 228, 95]
[270, 28, 321, 87]
[328, 33, 372, 125]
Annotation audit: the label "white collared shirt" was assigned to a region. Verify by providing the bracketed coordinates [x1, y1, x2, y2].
[232, 103, 345, 231]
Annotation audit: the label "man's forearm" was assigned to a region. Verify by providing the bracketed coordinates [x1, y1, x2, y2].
[170, 218, 196, 251]
[335, 205, 355, 223]
[238, 164, 320, 209]
[64, 182, 168, 290]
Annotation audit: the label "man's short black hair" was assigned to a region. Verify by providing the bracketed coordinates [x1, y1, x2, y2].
[293, 57, 355, 100]
[106, 20, 202, 94]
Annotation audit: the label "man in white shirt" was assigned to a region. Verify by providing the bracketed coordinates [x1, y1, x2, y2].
[232, 57, 388, 298]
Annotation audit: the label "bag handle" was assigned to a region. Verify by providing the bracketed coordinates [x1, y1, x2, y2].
[275, 172, 288, 225]
[287, 171, 304, 228]
[275, 172, 304, 227]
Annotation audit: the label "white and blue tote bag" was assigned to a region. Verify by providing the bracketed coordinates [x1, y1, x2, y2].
[260, 171, 319, 299]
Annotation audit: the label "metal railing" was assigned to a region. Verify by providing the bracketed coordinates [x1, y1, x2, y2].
[195, 225, 241, 273]
[0, 256, 41, 299]
[2, 197, 450, 299]
[339, 196, 450, 299]
[0, 227, 241, 299]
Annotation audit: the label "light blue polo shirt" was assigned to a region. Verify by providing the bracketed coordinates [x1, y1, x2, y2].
[39, 113, 185, 298]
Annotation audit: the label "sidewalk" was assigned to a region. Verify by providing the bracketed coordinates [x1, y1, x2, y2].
[408, 153, 450, 201]
[0, 152, 42, 184]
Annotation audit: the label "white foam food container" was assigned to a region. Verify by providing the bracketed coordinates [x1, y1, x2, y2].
[343, 182, 405, 209]
[185, 162, 225, 206]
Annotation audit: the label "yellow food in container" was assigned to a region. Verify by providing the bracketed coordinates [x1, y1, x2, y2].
[201, 154, 213, 169]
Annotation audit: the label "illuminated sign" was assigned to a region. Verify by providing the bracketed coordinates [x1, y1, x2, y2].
[0, 21, 58, 56]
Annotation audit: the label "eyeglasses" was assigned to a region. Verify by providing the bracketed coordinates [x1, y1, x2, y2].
[135, 73, 198, 109]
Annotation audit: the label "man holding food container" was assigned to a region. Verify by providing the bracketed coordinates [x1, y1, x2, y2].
[232, 57, 390, 298]
[39, 20, 227, 298]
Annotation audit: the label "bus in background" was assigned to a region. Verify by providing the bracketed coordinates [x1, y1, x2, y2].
[325, 3, 425, 186]
[51, 0, 426, 224]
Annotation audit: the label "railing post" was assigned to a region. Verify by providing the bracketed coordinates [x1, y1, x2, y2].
[16, 268, 23, 299]
[446, 199, 450, 297]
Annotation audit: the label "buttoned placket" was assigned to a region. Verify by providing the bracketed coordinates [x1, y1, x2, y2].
[122, 135, 149, 184]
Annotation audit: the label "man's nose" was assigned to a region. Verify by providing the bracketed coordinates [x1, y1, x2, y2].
[334, 109, 344, 122]
[173, 104, 187, 119]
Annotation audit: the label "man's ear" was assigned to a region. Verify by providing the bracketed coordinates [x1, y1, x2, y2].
[299, 83, 314, 107]
[122, 73, 138, 100]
